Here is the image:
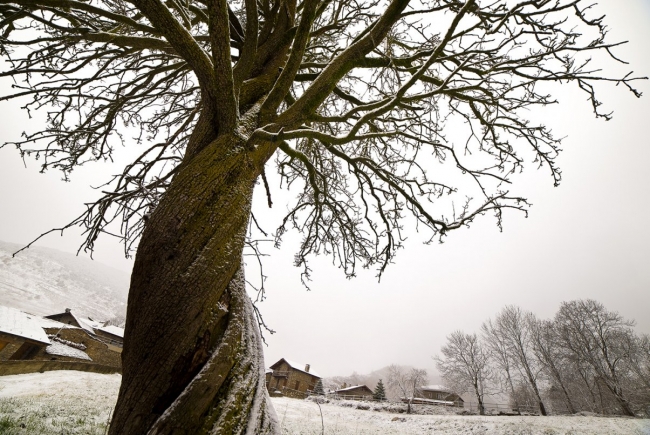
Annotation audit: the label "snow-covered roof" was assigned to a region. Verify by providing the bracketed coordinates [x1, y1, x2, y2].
[409, 397, 455, 406]
[0, 306, 50, 346]
[34, 316, 80, 330]
[336, 385, 372, 393]
[45, 341, 92, 361]
[270, 358, 322, 378]
[97, 325, 124, 339]
[76, 316, 102, 334]
[45, 310, 99, 335]
[420, 384, 452, 393]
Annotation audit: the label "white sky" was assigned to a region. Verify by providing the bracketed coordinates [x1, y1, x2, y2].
[0, 1, 649, 378]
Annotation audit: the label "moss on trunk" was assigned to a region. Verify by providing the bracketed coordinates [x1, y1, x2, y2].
[109, 134, 278, 434]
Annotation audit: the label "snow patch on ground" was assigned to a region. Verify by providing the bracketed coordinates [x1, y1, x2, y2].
[0, 371, 648, 434]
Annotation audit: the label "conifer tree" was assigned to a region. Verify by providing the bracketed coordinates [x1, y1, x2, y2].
[374, 379, 387, 401]
[314, 379, 325, 395]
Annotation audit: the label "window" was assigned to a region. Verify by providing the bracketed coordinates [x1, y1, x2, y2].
[294, 380, 300, 390]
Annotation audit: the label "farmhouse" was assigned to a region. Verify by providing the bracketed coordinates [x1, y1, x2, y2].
[417, 384, 464, 406]
[0, 306, 51, 361]
[334, 384, 374, 399]
[0, 306, 123, 374]
[46, 309, 124, 350]
[266, 358, 321, 399]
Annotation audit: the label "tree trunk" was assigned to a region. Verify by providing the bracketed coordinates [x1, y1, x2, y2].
[558, 380, 576, 414]
[109, 134, 279, 434]
[473, 382, 485, 415]
[548, 364, 575, 414]
[504, 369, 521, 415]
[522, 365, 547, 416]
[606, 383, 636, 417]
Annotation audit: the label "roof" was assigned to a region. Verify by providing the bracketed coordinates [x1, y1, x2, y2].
[34, 317, 80, 330]
[45, 341, 92, 361]
[0, 306, 50, 346]
[407, 397, 455, 406]
[269, 358, 322, 378]
[45, 310, 100, 335]
[420, 384, 452, 393]
[97, 325, 124, 339]
[335, 385, 373, 394]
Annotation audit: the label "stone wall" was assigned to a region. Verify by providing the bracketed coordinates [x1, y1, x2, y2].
[0, 360, 120, 376]
[0, 328, 121, 368]
[0, 342, 22, 361]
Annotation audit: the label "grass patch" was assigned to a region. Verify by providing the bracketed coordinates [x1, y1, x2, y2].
[0, 397, 110, 435]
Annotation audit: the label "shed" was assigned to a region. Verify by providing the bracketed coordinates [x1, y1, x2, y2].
[334, 384, 374, 398]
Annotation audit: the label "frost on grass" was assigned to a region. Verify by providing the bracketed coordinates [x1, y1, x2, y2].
[0, 371, 120, 435]
[0, 372, 649, 435]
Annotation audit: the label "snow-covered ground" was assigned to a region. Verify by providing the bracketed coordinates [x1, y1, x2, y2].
[0, 371, 648, 434]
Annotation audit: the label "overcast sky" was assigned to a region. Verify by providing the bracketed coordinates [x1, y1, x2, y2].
[1, 1, 649, 379]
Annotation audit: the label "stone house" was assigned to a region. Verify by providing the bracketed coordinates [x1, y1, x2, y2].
[46, 309, 124, 351]
[266, 358, 321, 398]
[0, 306, 51, 361]
[334, 384, 374, 399]
[1, 306, 122, 373]
[94, 325, 124, 352]
[417, 384, 464, 406]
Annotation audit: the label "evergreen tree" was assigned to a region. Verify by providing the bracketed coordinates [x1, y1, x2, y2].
[373, 379, 387, 401]
[314, 379, 325, 395]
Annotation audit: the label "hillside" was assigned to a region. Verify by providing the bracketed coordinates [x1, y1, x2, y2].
[0, 240, 129, 322]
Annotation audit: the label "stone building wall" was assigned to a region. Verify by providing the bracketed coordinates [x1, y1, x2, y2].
[267, 361, 320, 395]
[42, 328, 122, 368]
[0, 342, 22, 361]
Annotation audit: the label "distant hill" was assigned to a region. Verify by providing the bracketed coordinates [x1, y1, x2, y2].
[0, 240, 129, 323]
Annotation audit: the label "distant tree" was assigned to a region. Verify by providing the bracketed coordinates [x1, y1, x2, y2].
[373, 379, 387, 401]
[435, 331, 495, 415]
[555, 300, 638, 416]
[489, 306, 548, 415]
[482, 318, 521, 414]
[0, 0, 643, 431]
[387, 365, 427, 414]
[529, 318, 576, 414]
[313, 378, 325, 395]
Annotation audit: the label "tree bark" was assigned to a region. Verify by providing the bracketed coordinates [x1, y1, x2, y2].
[109, 133, 278, 434]
[473, 382, 485, 415]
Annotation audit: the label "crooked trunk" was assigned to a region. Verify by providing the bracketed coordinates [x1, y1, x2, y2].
[109, 134, 278, 434]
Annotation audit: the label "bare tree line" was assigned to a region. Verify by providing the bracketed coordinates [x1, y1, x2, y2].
[435, 300, 650, 417]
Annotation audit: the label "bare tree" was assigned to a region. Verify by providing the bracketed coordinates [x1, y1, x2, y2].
[529, 318, 576, 414]
[482, 318, 521, 414]
[624, 334, 650, 392]
[0, 0, 643, 431]
[555, 300, 638, 416]
[488, 306, 547, 415]
[435, 331, 494, 415]
[386, 365, 427, 414]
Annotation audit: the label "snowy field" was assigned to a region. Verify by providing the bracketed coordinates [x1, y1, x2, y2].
[0, 371, 649, 434]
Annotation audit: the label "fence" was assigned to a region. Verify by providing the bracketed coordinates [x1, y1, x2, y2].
[462, 401, 574, 415]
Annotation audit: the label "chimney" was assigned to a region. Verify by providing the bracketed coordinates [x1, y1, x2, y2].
[305, 364, 310, 373]
[65, 308, 71, 313]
